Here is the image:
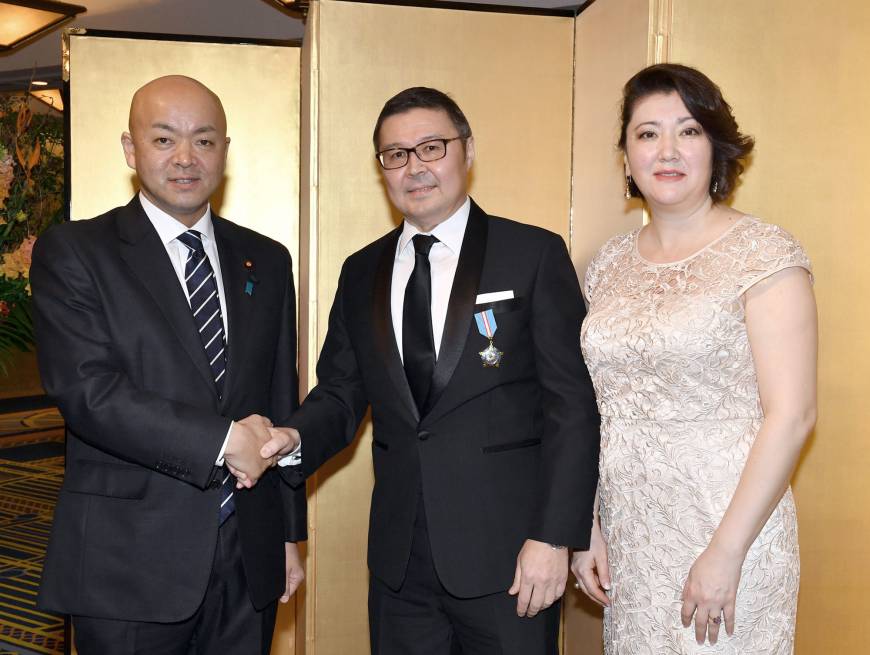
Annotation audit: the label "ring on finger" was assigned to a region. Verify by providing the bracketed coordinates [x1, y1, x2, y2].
[707, 614, 722, 625]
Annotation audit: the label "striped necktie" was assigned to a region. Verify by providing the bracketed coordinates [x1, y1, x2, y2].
[176, 230, 234, 524]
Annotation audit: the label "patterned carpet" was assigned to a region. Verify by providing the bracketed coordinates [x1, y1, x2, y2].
[0, 408, 65, 655]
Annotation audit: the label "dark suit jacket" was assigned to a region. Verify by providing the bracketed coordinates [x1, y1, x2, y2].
[30, 197, 306, 622]
[285, 200, 599, 598]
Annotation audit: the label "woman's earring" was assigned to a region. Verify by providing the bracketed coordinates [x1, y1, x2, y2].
[711, 179, 719, 195]
[625, 175, 632, 200]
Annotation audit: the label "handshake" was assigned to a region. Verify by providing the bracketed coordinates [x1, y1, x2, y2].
[223, 414, 301, 489]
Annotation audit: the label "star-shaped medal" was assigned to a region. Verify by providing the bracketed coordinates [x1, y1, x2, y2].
[479, 341, 504, 368]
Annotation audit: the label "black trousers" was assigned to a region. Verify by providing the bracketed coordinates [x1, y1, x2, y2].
[369, 496, 560, 655]
[73, 515, 277, 655]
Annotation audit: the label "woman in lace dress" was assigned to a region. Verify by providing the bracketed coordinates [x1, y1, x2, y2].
[573, 64, 817, 653]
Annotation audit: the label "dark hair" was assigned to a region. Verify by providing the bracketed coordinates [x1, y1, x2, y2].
[618, 64, 754, 202]
[373, 87, 472, 151]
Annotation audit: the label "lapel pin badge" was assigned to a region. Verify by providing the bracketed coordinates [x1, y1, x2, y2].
[243, 259, 258, 296]
[474, 308, 503, 367]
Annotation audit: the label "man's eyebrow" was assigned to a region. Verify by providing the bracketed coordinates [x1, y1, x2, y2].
[379, 134, 446, 150]
[150, 123, 217, 133]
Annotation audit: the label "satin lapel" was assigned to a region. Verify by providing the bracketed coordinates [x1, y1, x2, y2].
[213, 217, 249, 409]
[372, 227, 420, 423]
[423, 202, 488, 416]
[117, 198, 217, 396]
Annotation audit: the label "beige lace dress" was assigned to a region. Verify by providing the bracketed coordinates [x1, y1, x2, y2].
[580, 216, 811, 654]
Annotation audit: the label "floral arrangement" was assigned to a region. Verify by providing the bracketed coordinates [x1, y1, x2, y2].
[0, 94, 64, 374]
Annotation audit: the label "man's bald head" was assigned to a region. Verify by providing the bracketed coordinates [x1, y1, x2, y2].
[121, 75, 230, 227]
[128, 75, 227, 135]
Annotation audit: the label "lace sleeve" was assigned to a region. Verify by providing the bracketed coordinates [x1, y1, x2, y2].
[736, 221, 813, 297]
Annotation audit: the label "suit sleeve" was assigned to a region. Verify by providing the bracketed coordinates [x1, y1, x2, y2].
[269, 252, 307, 542]
[528, 234, 601, 549]
[281, 260, 369, 486]
[30, 225, 230, 489]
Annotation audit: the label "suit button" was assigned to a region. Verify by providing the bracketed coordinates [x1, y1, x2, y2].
[418, 431, 430, 441]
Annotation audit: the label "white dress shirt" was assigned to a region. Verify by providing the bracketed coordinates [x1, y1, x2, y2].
[140, 192, 229, 336]
[391, 197, 470, 360]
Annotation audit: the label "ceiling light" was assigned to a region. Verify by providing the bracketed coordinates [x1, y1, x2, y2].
[0, 1, 87, 52]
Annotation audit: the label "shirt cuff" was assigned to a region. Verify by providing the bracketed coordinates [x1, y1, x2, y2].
[215, 421, 233, 465]
[278, 440, 302, 467]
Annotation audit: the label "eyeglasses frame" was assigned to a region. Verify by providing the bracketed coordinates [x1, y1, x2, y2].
[375, 136, 469, 170]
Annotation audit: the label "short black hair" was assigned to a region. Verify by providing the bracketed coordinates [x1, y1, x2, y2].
[373, 87, 472, 151]
[619, 63, 754, 201]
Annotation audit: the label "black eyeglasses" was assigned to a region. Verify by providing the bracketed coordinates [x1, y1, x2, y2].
[376, 136, 467, 170]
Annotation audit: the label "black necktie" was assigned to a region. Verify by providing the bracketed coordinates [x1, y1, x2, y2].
[403, 234, 439, 411]
[176, 230, 234, 524]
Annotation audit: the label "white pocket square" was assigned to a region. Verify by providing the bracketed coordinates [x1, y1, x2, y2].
[475, 290, 514, 304]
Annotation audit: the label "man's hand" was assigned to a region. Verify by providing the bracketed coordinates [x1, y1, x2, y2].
[281, 542, 305, 603]
[261, 426, 301, 460]
[508, 539, 569, 617]
[224, 414, 276, 489]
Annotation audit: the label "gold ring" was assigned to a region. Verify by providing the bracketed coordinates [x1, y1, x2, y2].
[708, 615, 722, 625]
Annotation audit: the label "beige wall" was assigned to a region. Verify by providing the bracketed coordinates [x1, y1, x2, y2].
[668, 1, 869, 652]
[299, 1, 575, 652]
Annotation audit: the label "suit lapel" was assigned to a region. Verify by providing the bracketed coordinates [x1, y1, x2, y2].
[213, 216, 250, 409]
[423, 201, 488, 416]
[372, 227, 420, 423]
[117, 198, 217, 396]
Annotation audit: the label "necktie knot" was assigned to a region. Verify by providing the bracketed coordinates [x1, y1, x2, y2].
[177, 230, 206, 257]
[412, 234, 439, 257]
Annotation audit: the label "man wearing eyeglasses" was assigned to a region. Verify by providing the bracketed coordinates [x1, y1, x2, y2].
[267, 87, 600, 654]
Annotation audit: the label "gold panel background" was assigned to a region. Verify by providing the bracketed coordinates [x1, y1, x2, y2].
[668, 1, 868, 651]
[66, 34, 301, 655]
[564, 0, 650, 651]
[301, 1, 574, 652]
[67, 35, 300, 256]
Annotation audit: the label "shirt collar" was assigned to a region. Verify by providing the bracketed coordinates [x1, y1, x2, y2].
[397, 196, 470, 256]
[139, 192, 215, 246]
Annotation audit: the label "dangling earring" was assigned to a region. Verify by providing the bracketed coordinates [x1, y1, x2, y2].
[625, 175, 632, 200]
[711, 179, 719, 195]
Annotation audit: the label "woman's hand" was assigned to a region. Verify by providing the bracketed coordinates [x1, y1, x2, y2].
[680, 543, 743, 645]
[570, 519, 611, 607]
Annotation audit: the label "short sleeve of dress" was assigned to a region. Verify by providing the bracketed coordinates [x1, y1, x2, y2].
[734, 221, 813, 298]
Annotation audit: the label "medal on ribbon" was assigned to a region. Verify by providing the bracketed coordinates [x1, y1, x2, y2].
[474, 308, 503, 367]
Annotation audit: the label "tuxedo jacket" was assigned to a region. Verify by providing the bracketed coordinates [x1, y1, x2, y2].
[286, 200, 599, 597]
[30, 197, 306, 622]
